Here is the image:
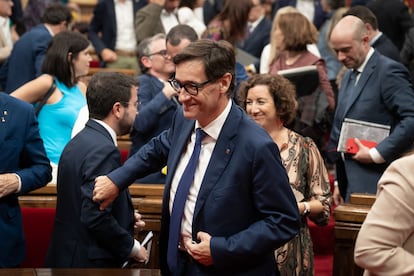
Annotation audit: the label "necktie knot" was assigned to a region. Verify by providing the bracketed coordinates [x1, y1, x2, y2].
[195, 128, 206, 146]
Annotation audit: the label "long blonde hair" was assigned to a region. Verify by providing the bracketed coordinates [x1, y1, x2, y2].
[267, 6, 301, 70]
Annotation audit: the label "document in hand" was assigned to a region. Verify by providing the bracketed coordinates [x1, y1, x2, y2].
[337, 118, 391, 153]
[278, 65, 319, 98]
[121, 231, 153, 268]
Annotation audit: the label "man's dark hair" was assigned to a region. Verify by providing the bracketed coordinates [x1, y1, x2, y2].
[87, 72, 138, 120]
[174, 39, 235, 96]
[344, 5, 378, 30]
[166, 24, 198, 46]
[41, 3, 73, 26]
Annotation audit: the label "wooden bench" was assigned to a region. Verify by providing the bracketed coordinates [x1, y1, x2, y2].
[19, 183, 164, 269]
[333, 194, 376, 276]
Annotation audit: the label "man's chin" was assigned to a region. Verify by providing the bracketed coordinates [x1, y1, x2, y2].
[182, 108, 197, 120]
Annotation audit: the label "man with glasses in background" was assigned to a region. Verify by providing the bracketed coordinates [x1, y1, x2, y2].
[128, 33, 178, 184]
[93, 39, 300, 275]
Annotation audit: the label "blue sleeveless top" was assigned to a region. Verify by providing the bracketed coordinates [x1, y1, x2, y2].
[37, 79, 86, 164]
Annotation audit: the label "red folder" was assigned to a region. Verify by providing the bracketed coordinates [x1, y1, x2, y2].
[346, 138, 378, 154]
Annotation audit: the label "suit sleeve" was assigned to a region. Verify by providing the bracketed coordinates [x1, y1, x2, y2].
[89, 1, 108, 55]
[376, 61, 414, 161]
[17, 104, 52, 194]
[133, 76, 173, 133]
[109, 128, 171, 191]
[134, 3, 164, 45]
[354, 155, 414, 274]
[79, 145, 134, 259]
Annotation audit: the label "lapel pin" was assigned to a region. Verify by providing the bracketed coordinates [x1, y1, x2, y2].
[225, 149, 230, 155]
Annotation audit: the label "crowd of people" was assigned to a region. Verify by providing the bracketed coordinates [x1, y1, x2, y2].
[2, 0, 414, 275]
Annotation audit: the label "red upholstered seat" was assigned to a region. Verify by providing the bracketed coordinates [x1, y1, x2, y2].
[20, 208, 56, 268]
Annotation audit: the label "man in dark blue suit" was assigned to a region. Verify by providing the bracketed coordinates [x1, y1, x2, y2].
[237, 0, 272, 73]
[88, 0, 145, 70]
[329, 15, 414, 205]
[45, 72, 147, 267]
[0, 3, 72, 94]
[366, 0, 413, 51]
[130, 29, 197, 184]
[0, 93, 51, 267]
[93, 39, 300, 275]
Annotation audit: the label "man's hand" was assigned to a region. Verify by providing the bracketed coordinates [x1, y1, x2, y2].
[93, 176, 119, 210]
[352, 138, 373, 164]
[185, 231, 214, 266]
[134, 246, 148, 263]
[0, 173, 19, 198]
[162, 81, 178, 99]
[134, 210, 146, 232]
[333, 186, 344, 206]
[100, 48, 117, 63]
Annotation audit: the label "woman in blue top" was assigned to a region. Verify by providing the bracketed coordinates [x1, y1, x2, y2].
[11, 31, 91, 183]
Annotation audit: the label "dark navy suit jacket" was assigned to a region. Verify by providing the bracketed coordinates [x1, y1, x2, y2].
[366, 0, 413, 50]
[238, 17, 272, 59]
[0, 93, 51, 267]
[45, 120, 135, 268]
[372, 33, 402, 63]
[329, 50, 414, 201]
[0, 24, 51, 93]
[129, 73, 178, 184]
[89, 0, 145, 59]
[108, 101, 300, 275]
[237, 17, 272, 71]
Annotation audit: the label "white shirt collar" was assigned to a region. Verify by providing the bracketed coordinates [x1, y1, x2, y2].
[356, 47, 375, 73]
[195, 99, 232, 141]
[93, 119, 118, 146]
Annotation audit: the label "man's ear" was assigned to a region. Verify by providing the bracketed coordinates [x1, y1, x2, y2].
[141, 56, 152, 69]
[218, 72, 232, 94]
[113, 102, 123, 119]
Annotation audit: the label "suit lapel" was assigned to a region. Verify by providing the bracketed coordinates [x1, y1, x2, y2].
[108, 0, 116, 34]
[343, 52, 378, 116]
[193, 103, 240, 221]
[0, 94, 9, 145]
[164, 121, 195, 190]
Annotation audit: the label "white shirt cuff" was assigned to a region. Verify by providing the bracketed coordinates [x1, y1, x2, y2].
[369, 148, 385, 164]
[129, 239, 141, 258]
[14, 173, 22, 193]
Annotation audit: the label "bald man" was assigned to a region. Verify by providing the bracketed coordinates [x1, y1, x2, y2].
[328, 15, 414, 205]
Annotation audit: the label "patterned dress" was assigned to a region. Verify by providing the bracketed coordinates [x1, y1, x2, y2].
[275, 130, 332, 276]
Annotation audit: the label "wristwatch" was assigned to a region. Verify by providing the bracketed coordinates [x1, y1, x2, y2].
[303, 202, 310, 216]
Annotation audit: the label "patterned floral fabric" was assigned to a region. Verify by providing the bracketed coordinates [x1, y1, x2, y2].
[275, 130, 332, 276]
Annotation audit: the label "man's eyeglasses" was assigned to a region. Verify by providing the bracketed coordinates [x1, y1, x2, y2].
[147, 49, 169, 59]
[168, 78, 213, 96]
[120, 101, 140, 110]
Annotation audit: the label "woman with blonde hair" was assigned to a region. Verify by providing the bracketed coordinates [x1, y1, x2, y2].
[260, 6, 321, 74]
[268, 12, 335, 153]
